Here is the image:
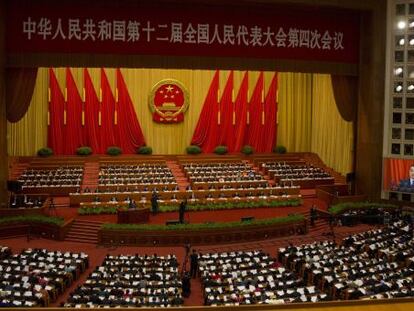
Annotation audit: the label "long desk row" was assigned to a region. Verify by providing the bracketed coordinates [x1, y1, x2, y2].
[97, 183, 178, 192]
[191, 180, 268, 190]
[70, 187, 300, 206]
[79, 194, 302, 209]
[274, 177, 335, 189]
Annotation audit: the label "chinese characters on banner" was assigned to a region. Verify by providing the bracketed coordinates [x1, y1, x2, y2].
[7, 0, 359, 63]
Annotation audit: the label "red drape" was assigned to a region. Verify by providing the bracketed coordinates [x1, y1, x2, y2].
[245, 72, 264, 151]
[6, 68, 38, 123]
[83, 69, 101, 154]
[116, 68, 146, 153]
[64, 68, 84, 154]
[260, 73, 278, 153]
[48, 68, 65, 154]
[233, 72, 249, 153]
[218, 71, 234, 149]
[191, 70, 219, 153]
[100, 69, 117, 152]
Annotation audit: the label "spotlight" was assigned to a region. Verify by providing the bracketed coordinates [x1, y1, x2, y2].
[396, 85, 403, 92]
[410, 21, 414, 28]
[400, 38, 406, 45]
[410, 39, 414, 45]
[398, 21, 407, 29]
[408, 84, 414, 91]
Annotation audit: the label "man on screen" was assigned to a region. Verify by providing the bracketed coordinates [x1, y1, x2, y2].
[399, 165, 414, 189]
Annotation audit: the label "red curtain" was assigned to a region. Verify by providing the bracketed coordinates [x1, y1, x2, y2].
[100, 69, 117, 151]
[191, 70, 220, 153]
[233, 72, 249, 153]
[218, 71, 234, 149]
[83, 69, 101, 154]
[64, 68, 84, 154]
[116, 68, 146, 153]
[48, 68, 65, 154]
[245, 72, 264, 151]
[260, 73, 278, 152]
[6, 67, 38, 123]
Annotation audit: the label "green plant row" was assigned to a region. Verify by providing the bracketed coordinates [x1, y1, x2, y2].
[78, 206, 127, 215]
[102, 214, 305, 231]
[77, 199, 302, 216]
[328, 201, 399, 215]
[0, 215, 64, 226]
[158, 198, 302, 213]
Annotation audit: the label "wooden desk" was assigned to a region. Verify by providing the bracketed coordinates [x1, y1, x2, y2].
[117, 207, 150, 224]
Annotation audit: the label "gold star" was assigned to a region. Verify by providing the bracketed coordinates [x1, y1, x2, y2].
[165, 85, 174, 93]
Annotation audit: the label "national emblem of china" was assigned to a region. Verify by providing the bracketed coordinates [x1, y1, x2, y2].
[149, 79, 189, 123]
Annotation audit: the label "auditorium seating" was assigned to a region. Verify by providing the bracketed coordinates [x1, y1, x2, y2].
[261, 162, 334, 188]
[64, 254, 183, 308]
[199, 250, 328, 306]
[98, 163, 176, 186]
[278, 220, 414, 301]
[0, 248, 88, 307]
[17, 166, 83, 195]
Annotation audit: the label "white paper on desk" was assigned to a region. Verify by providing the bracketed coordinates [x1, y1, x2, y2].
[287, 289, 294, 294]
[311, 295, 318, 302]
[297, 288, 305, 295]
[360, 288, 366, 295]
[325, 276, 333, 283]
[258, 276, 264, 282]
[236, 258, 242, 263]
[241, 271, 247, 277]
[307, 286, 315, 294]
[277, 290, 284, 296]
[301, 295, 307, 302]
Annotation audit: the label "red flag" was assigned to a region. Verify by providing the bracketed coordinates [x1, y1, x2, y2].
[48, 68, 65, 155]
[233, 72, 249, 152]
[83, 69, 101, 154]
[100, 69, 117, 151]
[116, 68, 146, 153]
[191, 70, 220, 153]
[64, 68, 84, 154]
[245, 72, 264, 150]
[218, 71, 234, 149]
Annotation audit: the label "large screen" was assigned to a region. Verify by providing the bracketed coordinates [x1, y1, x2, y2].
[383, 158, 414, 192]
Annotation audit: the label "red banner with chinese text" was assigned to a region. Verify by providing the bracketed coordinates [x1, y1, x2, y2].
[6, 0, 360, 63]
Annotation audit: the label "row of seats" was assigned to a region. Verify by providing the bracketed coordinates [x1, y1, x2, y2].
[279, 220, 414, 301]
[199, 250, 327, 306]
[19, 166, 83, 188]
[64, 254, 183, 308]
[0, 248, 88, 307]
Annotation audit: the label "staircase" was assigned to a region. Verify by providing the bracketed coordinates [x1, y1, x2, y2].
[166, 160, 189, 190]
[82, 162, 100, 192]
[64, 219, 103, 244]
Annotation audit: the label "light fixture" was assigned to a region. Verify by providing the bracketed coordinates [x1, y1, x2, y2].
[408, 84, 414, 91]
[400, 38, 406, 45]
[398, 21, 407, 29]
[410, 21, 414, 28]
[395, 67, 403, 75]
[396, 85, 403, 92]
[410, 39, 414, 45]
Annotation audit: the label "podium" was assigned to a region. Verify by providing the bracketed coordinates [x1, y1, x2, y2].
[117, 208, 150, 224]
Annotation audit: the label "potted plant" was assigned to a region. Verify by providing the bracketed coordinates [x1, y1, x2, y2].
[274, 145, 287, 154]
[37, 147, 53, 157]
[241, 145, 254, 155]
[137, 146, 153, 155]
[107, 146, 122, 156]
[76, 146, 93, 156]
[186, 145, 202, 155]
[214, 145, 228, 155]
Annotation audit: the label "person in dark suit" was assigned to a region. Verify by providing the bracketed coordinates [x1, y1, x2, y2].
[179, 199, 187, 224]
[190, 249, 198, 278]
[151, 191, 159, 215]
[399, 165, 414, 189]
